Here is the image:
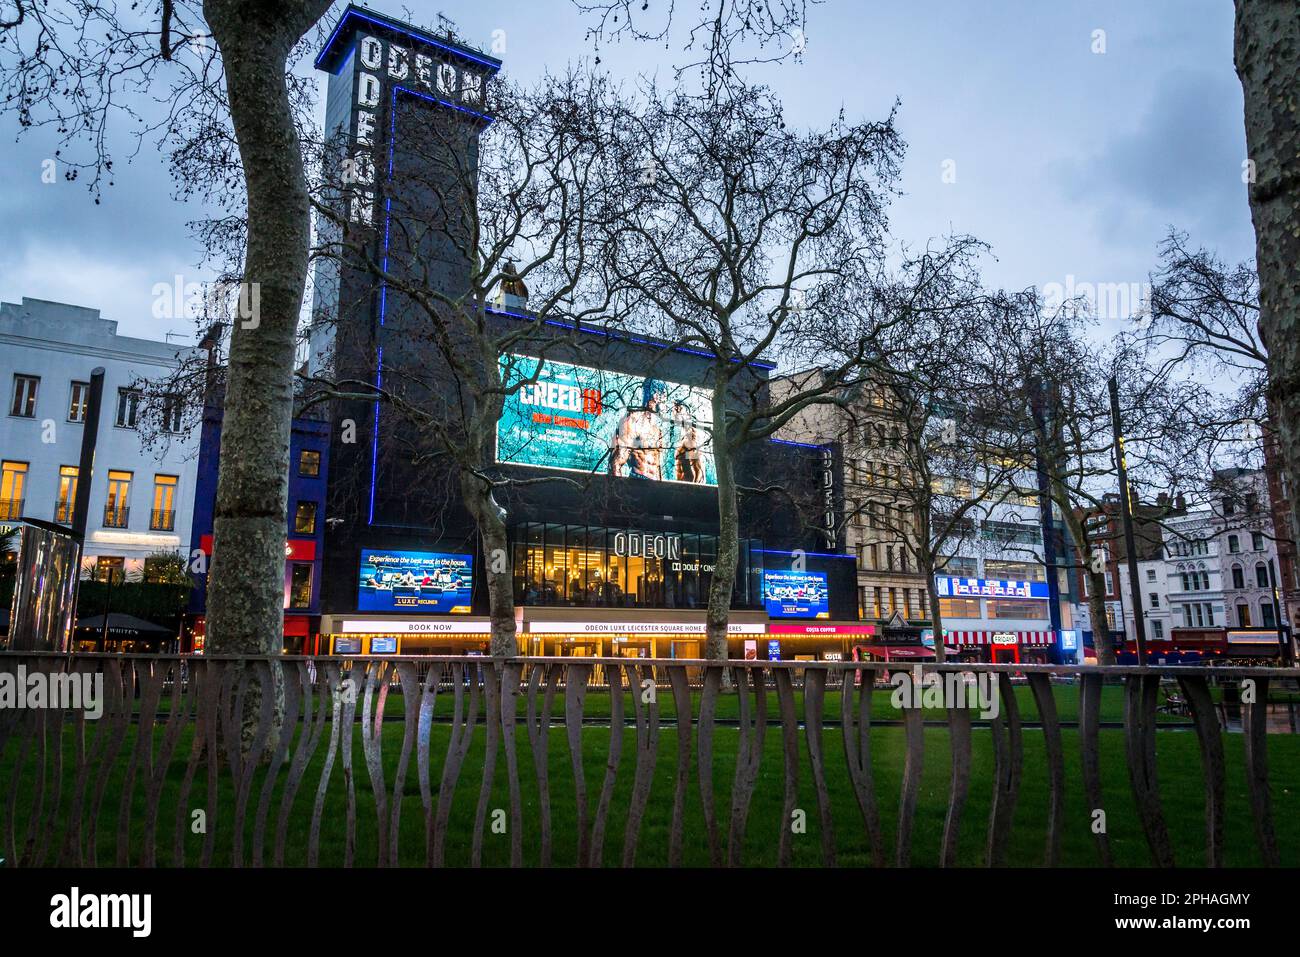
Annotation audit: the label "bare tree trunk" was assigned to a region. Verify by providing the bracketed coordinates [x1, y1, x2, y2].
[203, 0, 328, 656]
[706, 404, 738, 660]
[462, 472, 518, 657]
[1236, 0, 1300, 539]
[1085, 568, 1116, 667]
[925, 569, 947, 664]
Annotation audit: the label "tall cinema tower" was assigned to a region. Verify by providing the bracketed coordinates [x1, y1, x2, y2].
[309, 6, 502, 613]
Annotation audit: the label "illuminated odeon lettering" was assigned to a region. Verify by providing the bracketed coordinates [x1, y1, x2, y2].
[612, 531, 682, 560]
[346, 31, 489, 225]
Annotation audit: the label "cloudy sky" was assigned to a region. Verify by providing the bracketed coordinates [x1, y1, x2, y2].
[0, 0, 1254, 342]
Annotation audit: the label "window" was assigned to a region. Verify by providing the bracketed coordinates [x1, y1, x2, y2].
[1232, 565, 1245, 589]
[104, 470, 132, 527]
[288, 562, 313, 609]
[1146, 568, 1156, 582]
[1149, 592, 1159, 609]
[0, 461, 27, 520]
[10, 374, 39, 417]
[1237, 602, 1251, 627]
[1261, 602, 1276, 628]
[1222, 498, 1236, 517]
[1228, 534, 1240, 554]
[67, 381, 89, 422]
[989, 599, 1048, 620]
[1252, 532, 1264, 551]
[985, 560, 1046, 582]
[55, 466, 78, 523]
[1256, 563, 1269, 588]
[1152, 620, 1165, 639]
[939, 597, 981, 618]
[92, 556, 125, 583]
[161, 395, 183, 433]
[294, 501, 317, 535]
[115, 388, 141, 428]
[151, 475, 178, 530]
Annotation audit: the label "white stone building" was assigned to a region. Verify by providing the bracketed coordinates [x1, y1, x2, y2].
[0, 298, 200, 580]
[1210, 467, 1283, 630]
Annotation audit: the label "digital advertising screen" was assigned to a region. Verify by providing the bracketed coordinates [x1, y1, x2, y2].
[763, 570, 830, 619]
[935, 577, 1050, 600]
[358, 549, 473, 614]
[496, 354, 717, 486]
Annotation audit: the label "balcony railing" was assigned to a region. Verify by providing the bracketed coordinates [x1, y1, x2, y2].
[103, 505, 129, 528]
[150, 508, 176, 531]
[0, 652, 1294, 868]
[0, 498, 23, 521]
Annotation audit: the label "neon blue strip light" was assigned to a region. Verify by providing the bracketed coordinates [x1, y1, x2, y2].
[392, 84, 493, 124]
[483, 305, 778, 370]
[769, 437, 829, 450]
[759, 548, 854, 559]
[315, 8, 503, 73]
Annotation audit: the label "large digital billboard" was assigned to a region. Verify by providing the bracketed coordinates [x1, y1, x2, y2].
[935, 577, 1050, 600]
[763, 570, 830, 619]
[496, 354, 716, 485]
[358, 549, 473, 613]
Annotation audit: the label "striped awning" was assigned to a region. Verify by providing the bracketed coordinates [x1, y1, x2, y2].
[948, 630, 1055, 646]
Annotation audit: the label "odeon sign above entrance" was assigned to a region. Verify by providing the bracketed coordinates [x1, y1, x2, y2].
[611, 530, 681, 560]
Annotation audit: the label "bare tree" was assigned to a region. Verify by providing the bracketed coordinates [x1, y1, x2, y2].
[574, 0, 820, 97]
[600, 82, 902, 658]
[304, 70, 620, 656]
[1234, 1, 1300, 539]
[0, 0, 333, 657]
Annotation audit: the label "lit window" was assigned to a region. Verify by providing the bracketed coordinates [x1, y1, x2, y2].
[0, 461, 28, 520]
[298, 449, 321, 477]
[104, 470, 132, 528]
[294, 501, 317, 535]
[151, 475, 178, 530]
[289, 563, 313, 608]
[68, 381, 89, 422]
[55, 466, 78, 524]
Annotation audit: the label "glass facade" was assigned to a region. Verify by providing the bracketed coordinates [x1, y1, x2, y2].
[511, 523, 763, 610]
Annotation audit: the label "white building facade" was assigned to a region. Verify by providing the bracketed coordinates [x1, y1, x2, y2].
[0, 298, 200, 580]
[1211, 468, 1283, 630]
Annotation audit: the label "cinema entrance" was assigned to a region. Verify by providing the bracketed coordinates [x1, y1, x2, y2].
[520, 607, 768, 660]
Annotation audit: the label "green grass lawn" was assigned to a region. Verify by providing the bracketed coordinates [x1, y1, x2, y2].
[4, 705, 1297, 867]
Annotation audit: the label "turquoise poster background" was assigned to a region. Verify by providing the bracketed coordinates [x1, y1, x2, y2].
[496, 354, 717, 486]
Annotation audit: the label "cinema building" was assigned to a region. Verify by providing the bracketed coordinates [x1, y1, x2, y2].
[298, 6, 863, 660]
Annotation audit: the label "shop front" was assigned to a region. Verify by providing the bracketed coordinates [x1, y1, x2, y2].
[520, 607, 768, 660]
[947, 629, 1055, 663]
[319, 616, 493, 655]
[768, 622, 875, 661]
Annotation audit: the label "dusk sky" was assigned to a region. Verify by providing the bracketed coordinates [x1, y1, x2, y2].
[0, 0, 1254, 342]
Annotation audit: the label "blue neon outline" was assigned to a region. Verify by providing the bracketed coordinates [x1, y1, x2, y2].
[316, 6, 503, 74]
[768, 436, 828, 450]
[482, 304, 778, 371]
[759, 548, 855, 560]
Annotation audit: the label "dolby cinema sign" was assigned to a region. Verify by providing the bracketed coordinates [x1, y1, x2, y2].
[320, 12, 498, 226]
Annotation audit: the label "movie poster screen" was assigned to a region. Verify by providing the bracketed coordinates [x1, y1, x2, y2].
[495, 355, 716, 486]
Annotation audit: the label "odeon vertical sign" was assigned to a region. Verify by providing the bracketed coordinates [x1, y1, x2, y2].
[315, 6, 502, 227]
